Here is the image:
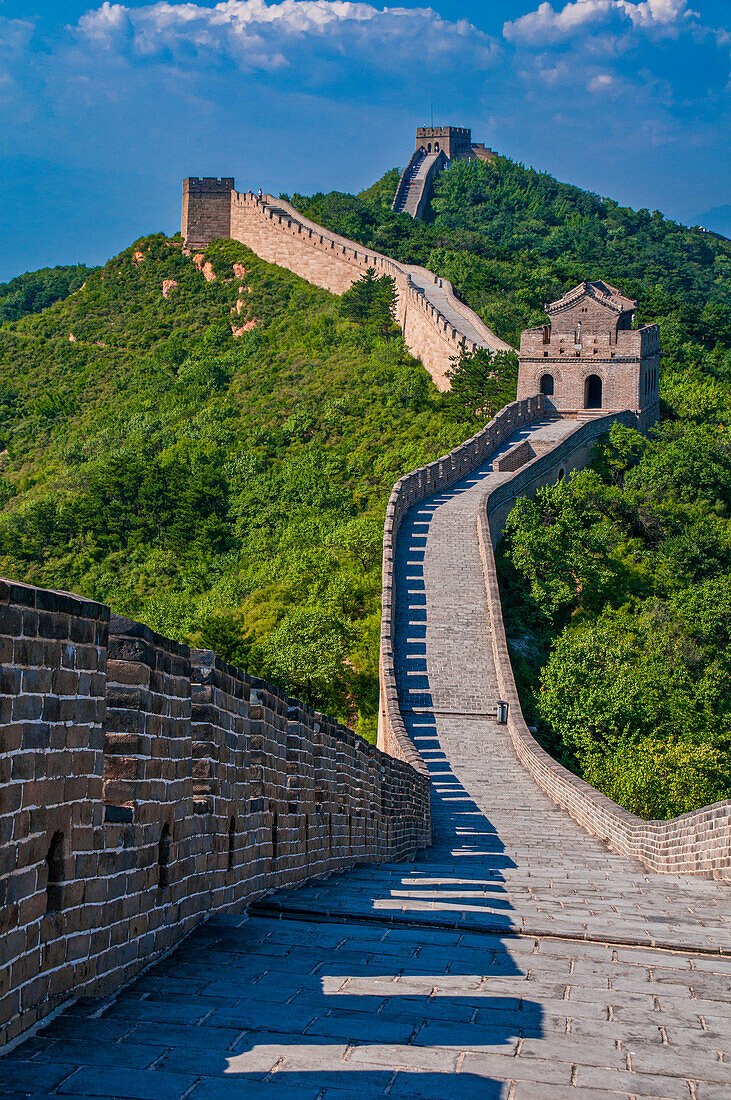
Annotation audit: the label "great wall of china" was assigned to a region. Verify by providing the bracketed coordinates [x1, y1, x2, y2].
[1, 163, 730, 1097]
[182, 179, 512, 391]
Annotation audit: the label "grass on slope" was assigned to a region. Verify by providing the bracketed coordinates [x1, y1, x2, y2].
[0, 233, 475, 739]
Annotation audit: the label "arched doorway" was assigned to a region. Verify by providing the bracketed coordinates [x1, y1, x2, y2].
[584, 374, 602, 409]
[539, 373, 554, 396]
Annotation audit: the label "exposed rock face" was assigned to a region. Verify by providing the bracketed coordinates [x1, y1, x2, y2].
[132, 250, 145, 266]
[162, 279, 178, 299]
[193, 253, 216, 282]
[231, 319, 258, 337]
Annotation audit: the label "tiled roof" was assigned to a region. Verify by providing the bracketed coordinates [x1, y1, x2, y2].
[548, 280, 637, 315]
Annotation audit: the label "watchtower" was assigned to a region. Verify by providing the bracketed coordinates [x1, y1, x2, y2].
[415, 126, 473, 162]
[517, 280, 660, 431]
[182, 177, 235, 250]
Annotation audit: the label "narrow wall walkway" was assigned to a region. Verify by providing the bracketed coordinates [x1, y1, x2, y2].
[5, 418, 729, 1099]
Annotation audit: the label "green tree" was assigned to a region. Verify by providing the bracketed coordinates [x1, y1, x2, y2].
[538, 608, 730, 818]
[446, 346, 518, 420]
[260, 607, 353, 710]
[338, 268, 397, 334]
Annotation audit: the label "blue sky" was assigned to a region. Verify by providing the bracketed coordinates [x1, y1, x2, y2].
[0, 0, 729, 280]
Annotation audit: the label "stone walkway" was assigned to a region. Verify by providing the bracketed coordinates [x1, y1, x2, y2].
[3, 419, 729, 1099]
[405, 266, 498, 348]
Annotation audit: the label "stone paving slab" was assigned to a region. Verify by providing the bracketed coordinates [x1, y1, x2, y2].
[3, 911, 729, 1099]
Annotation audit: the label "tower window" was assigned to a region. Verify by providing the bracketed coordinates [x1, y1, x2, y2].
[227, 816, 236, 872]
[539, 373, 554, 397]
[158, 824, 171, 892]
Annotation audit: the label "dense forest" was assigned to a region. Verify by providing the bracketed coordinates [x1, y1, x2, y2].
[1, 154, 730, 816]
[0, 236, 475, 739]
[0, 265, 94, 323]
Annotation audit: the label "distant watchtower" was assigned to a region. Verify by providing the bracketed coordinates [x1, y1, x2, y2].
[393, 125, 497, 219]
[415, 126, 472, 161]
[414, 126, 496, 164]
[517, 280, 660, 432]
[182, 177, 234, 250]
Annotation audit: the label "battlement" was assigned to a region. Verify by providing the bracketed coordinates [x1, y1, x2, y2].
[183, 177, 235, 193]
[0, 577, 429, 1047]
[181, 177, 234, 247]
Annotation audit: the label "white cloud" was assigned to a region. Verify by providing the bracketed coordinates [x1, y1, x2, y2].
[504, 1, 611, 45]
[620, 0, 696, 29]
[588, 71, 615, 89]
[504, 0, 695, 45]
[75, 1, 499, 70]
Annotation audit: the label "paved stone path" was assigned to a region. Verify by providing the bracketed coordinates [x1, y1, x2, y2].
[405, 266, 496, 348]
[3, 419, 729, 1098]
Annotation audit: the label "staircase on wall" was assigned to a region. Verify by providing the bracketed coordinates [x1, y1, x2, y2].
[391, 151, 446, 218]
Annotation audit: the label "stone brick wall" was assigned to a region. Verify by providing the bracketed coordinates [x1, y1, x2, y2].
[182, 184, 512, 391]
[0, 581, 429, 1048]
[377, 405, 730, 878]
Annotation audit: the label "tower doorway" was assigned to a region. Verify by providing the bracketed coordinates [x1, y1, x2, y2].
[584, 374, 602, 409]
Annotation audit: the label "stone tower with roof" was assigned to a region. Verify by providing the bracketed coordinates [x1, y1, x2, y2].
[517, 280, 660, 432]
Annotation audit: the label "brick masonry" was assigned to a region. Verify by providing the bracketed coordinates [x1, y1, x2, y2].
[0, 580, 429, 1048]
[181, 181, 511, 391]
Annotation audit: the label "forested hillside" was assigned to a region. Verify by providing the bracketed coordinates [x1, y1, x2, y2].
[1, 154, 729, 815]
[0, 235, 473, 739]
[295, 158, 731, 816]
[0, 264, 94, 322]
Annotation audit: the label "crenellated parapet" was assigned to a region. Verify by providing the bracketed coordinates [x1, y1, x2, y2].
[378, 397, 545, 766]
[0, 579, 429, 1047]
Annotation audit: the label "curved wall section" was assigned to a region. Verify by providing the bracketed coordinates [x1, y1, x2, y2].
[474, 428, 731, 879]
[377, 397, 544, 765]
[379, 404, 731, 878]
[183, 181, 511, 391]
